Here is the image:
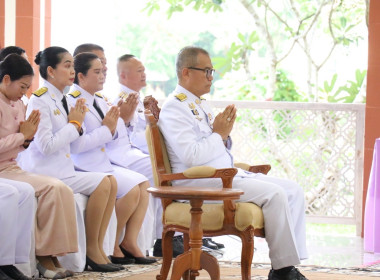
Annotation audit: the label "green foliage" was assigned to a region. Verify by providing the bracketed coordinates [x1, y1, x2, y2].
[212, 31, 258, 75]
[273, 70, 304, 102]
[144, 0, 223, 18]
[319, 69, 367, 103]
[139, 0, 366, 103]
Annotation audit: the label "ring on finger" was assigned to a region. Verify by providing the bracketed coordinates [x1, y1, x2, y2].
[227, 117, 231, 122]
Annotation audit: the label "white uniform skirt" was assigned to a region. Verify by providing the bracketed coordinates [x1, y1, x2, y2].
[62, 171, 109, 196]
[111, 164, 148, 199]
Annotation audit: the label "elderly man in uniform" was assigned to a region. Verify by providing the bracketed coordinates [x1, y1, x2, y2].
[115, 54, 224, 255]
[158, 46, 309, 280]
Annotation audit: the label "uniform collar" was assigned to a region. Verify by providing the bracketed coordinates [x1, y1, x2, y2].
[43, 80, 64, 101]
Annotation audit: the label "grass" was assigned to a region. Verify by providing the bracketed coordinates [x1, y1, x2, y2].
[306, 223, 356, 236]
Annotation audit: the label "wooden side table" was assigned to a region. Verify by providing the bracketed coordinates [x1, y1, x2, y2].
[148, 186, 243, 280]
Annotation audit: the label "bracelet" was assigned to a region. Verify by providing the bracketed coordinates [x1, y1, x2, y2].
[69, 120, 81, 129]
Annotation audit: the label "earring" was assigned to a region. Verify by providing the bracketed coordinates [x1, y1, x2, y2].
[50, 75, 54, 79]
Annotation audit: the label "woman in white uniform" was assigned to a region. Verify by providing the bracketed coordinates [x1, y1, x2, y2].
[0, 53, 78, 279]
[0, 178, 34, 280]
[68, 52, 155, 264]
[17, 47, 120, 273]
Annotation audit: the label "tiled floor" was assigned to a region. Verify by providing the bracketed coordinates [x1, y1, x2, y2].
[188, 223, 380, 268]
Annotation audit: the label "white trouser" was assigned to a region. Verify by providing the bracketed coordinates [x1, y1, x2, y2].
[174, 172, 308, 269]
[233, 174, 307, 269]
[0, 178, 34, 265]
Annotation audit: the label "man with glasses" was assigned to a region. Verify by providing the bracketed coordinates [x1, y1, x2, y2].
[158, 46, 308, 280]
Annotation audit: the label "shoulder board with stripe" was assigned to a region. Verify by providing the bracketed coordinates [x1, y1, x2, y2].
[175, 93, 187, 102]
[68, 90, 81, 98]
[95, 92, 103, 99]
[33, 87, 48, 97]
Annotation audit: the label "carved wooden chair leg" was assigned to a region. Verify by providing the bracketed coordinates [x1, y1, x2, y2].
[183, 233, 190, 252]
[158, 230, 175, 280]
[240, 230, 254, 280]
[200, 251, 220, 280]
[182, 233, 191, 280]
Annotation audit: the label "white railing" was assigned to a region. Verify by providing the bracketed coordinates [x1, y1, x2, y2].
[207, 101, 365, 235]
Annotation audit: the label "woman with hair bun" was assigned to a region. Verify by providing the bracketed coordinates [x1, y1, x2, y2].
[0, 53, 77, 279]
[68, 52, 156, 265]
[18, 46, 120, 274]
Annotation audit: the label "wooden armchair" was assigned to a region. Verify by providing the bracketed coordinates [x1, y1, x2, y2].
[144, 109, 270, 280]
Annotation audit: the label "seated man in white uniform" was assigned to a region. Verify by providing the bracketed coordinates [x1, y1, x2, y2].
[0, 178, 34, 280]
[158, 46, 309, 280]
[115, 54, 203, 256]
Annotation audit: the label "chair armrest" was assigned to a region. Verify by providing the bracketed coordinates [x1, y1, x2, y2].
[160, 166, 238, 188]
[234, 162, 271, 175]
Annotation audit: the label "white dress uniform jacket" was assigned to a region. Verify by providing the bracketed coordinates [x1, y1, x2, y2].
[114, 84, 149, 154]
[67, 85, 154, 253]
[17, 80, 81, 179]
[68, 84, 147, 197]
[159, 85, 308, 269]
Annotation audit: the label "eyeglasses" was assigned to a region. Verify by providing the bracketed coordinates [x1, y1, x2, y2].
[188, 67, 215, 78]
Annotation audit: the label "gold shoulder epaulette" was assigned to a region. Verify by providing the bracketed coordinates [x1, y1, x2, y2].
[95, 92, 103, 99]
[33, 87, 48, 97]
[68, 90, 81, 98]
[175, 93, 187, 102]
[200, 96, 206, 100]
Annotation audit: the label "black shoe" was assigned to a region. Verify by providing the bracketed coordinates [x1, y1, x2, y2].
[153, 236, 184, 257]
[119, 246, 157, 264]
[268, 267, 308, 280]
[0, 265, 31, 280]
[85, 256, 120, 272]
[208, 238, 225, 249]
[0, 269, 12, 280]
[109, 255, 135, 265]
[202, 238, 219, 250]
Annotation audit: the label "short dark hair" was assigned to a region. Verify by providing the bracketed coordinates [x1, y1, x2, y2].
[35, 46, 69, 80]
[0, 53, 34, 82]
[118, 54, 135, 63]
[73, 43, 104, 56]
[176, 46, 209, 78]
[74, 52, 99, 84]
[0, 46, 26, 61]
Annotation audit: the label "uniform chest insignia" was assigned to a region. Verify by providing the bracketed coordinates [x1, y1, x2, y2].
[69, 90, 81, 98]
[175, 93, 187, 102]
[191, 109, 199, 116]
[188, 103, 195, 110]
[119, 92, 128, 100]
[33, 87, 47, 97]
[95, 92, 104, 99]
[53, 109, 61, 115]
[195, 99, 201, 105]
[208, 113, 213, 122]
[196, 116, 203, 121]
